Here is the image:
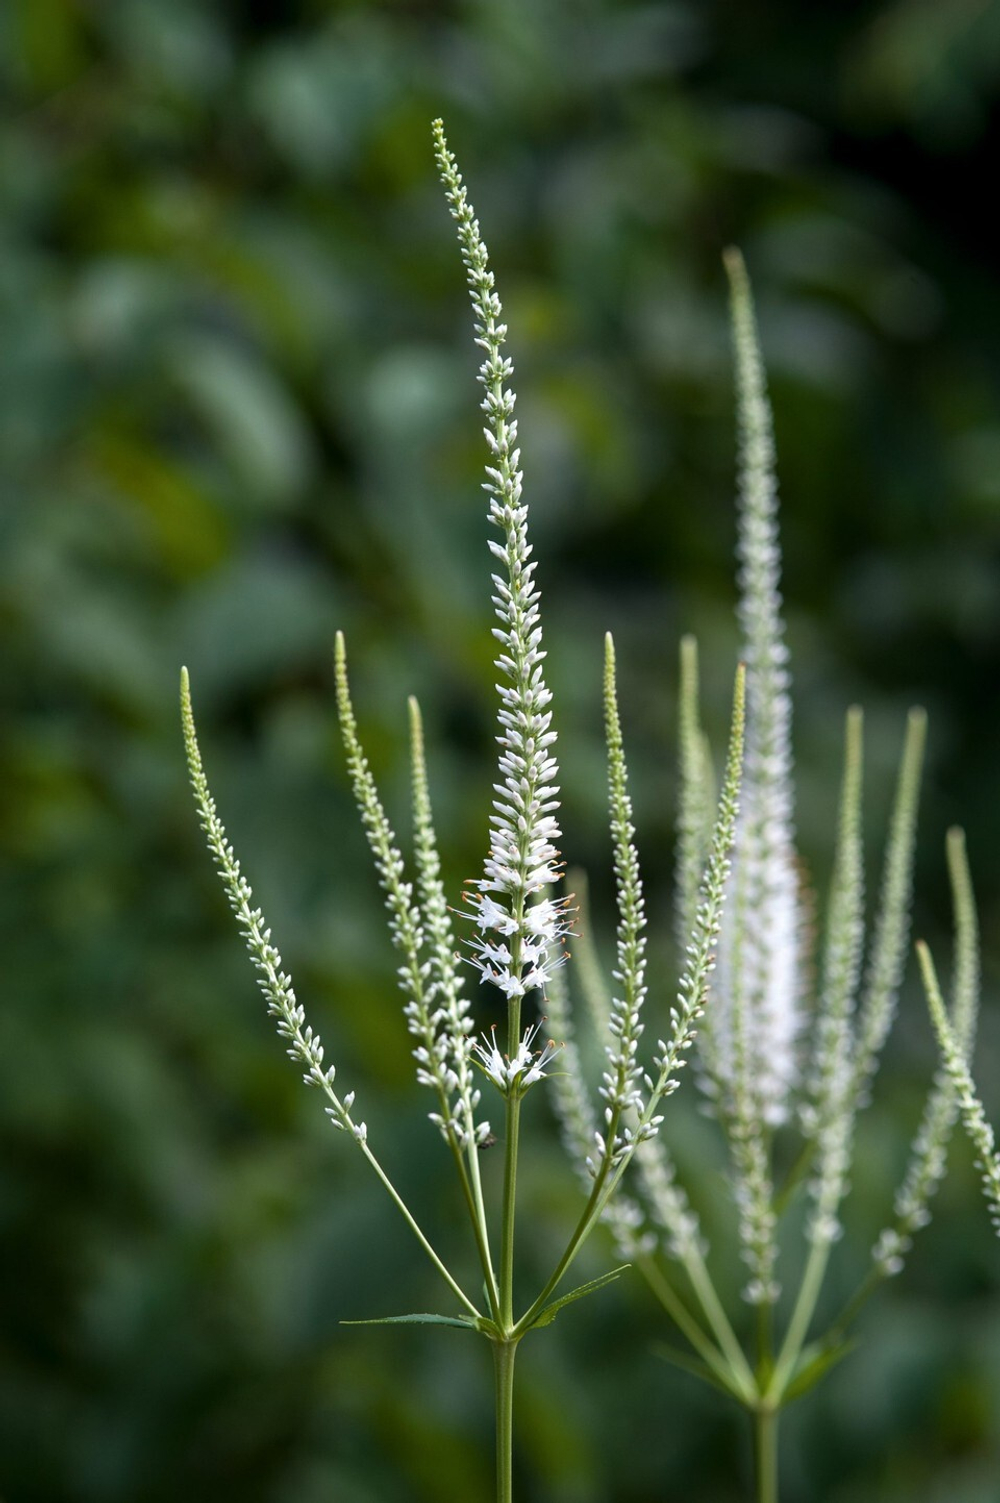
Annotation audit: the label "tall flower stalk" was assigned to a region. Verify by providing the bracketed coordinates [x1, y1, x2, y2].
[181, 121, 746, 1503]
[550, 250, 974, 1503]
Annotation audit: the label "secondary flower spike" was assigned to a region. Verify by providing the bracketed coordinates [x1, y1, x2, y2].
[434, 120, 571, 1005]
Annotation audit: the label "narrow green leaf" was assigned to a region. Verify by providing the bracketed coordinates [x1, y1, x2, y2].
[651, 1343, 749, 1402]
[342, 1312, 481, 1331]
[784, 1335, 858, 1404]
[530, 1265, 630, 1329]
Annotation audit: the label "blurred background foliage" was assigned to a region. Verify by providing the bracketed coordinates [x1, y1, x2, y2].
[3, 1, 1000, 1499]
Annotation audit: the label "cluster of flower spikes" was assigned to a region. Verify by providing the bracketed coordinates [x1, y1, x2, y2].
[432, 120, 570, 1028]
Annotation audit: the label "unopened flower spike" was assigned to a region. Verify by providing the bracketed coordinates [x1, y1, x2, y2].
[179, 665, 478, 1321]
[873, 826, 980, 1277]
[920, 939, 1000, 1236]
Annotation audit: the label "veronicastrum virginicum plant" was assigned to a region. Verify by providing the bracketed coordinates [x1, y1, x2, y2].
[181, 120, 747, 1503]
[547, 250, 981, 1503]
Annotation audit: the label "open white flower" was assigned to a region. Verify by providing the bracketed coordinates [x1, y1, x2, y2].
[473, 1021, 563, 1096]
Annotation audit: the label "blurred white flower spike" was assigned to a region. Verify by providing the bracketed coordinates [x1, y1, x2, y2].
[709, 247, 805, 1134]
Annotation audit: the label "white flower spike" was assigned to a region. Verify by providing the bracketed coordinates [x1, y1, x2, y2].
[433, 120, 572, 1011]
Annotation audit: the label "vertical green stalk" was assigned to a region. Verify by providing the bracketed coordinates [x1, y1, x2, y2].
[497, 991, 522, 1497]
[493, 1338, 518, 1503]
[754, 1405, 779, 1503]
[500, 997, 522, 1331]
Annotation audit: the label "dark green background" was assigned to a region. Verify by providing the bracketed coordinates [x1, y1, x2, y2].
[3, 2, 1000, 1499]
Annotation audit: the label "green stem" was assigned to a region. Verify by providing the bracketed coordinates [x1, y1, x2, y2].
[637, 1255, 746, 1397]
[754, 1405, 779, 1503]
[756, 1299, 773, 1382]
[492, 1338, 518, 1503]
[512, 1148, 621, 1336]
[683, 1245, 757, 1400]
[464, 1136, 500, 1318]
[768, 1237, 830, 1403]
[355, 1137, 481, 1321]
[500, 1091, 522, 1328]
[820, 1261, 881, 1352]
[773, 1138, 815, 1216]
[499, 991, 523, 1330]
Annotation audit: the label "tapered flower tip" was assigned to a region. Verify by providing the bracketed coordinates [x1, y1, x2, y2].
[722, 245, 747, 281]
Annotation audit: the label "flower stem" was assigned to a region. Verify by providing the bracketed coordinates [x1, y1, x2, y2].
[499, 991, 523, 1329]
[682, 1245, 757, 1400]
[356, 1137, 482, 1320]
[492, 1337, 519, 1503]
[767, 1236, 830, 1402]
[464, 1137, 501, 1319]
[754, 1404, 779, 1503]
[500, 1092, 522, 1329]
[636, 1254, 743, 1395]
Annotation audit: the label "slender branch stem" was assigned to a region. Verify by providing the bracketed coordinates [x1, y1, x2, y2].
[357, 1138, 482, 1321]
[446, 1134, 501, 1322]
[512, 1150, 623, 1336]
[768, 1237, 830, 1402]
[683, 1246, 758, 1399]
[773, 1138, 815, 1216]
[820, 1263, 881, 1353]
[638, 1254, 749, 1397]
[465, 1138, 500, 1318]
